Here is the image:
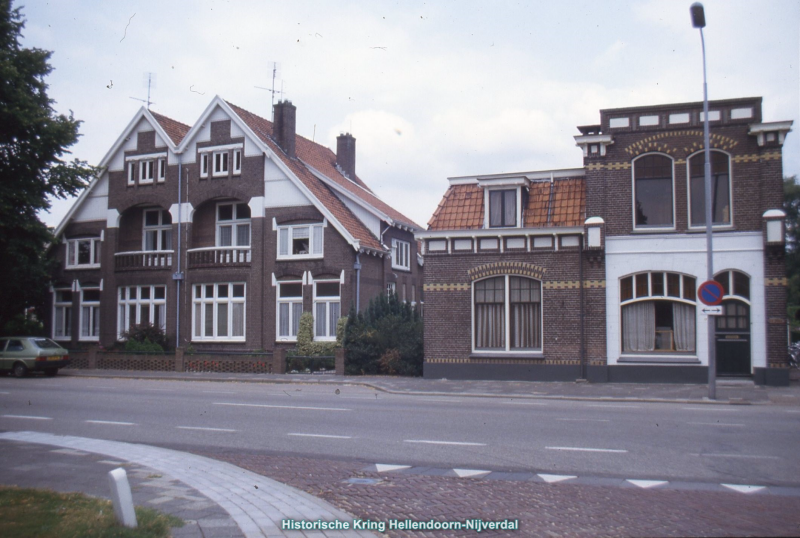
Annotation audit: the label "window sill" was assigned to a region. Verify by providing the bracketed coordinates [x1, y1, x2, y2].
[631, 227, 676, 233]
[687, 225, 734, 232]
[191, 339, 246, 343]
[79, 337, 100, 342]
[391, 266, 412, 272]
[618, 354, 700, 364]
[65, 265, 101, 270]
[470, 352, 544, 360]
[277, 255, 324, 261]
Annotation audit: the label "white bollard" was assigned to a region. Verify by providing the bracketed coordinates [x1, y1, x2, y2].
[108, 467, 138, 528]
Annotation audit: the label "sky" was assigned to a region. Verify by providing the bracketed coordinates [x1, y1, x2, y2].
[20, 0, 800, 230]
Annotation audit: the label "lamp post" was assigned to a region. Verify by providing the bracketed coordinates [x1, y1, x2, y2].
[691, 2, 717, 400]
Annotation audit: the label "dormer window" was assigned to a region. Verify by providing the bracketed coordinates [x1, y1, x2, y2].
[213, 151, 229, 177]
[489, 189, 517, 228]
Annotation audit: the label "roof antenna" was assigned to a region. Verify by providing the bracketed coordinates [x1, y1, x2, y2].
[130, 72, 156, 109]
[254, 61, 281, 120]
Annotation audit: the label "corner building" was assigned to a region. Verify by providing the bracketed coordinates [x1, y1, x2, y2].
[48, 97, 422, 353]
[418, 97, 791, 385]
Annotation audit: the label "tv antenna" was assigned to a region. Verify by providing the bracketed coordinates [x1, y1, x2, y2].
[130, 72, 156, 109]
[254, 62, 283, 120]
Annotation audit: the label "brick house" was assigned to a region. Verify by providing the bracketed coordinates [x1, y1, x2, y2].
[48, 96, 422, 352]
[418, 97, 792, 385]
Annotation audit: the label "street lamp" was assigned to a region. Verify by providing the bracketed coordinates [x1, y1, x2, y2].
[691, 2, 717, 400]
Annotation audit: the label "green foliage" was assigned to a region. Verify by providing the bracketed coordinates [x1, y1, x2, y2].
[295, 311, 341, 356]
[2, 312, 45, 336]
[786, 176, 800, 340]
[121, 323, 168, 352]
[343, 292, 423, 376]
[0, 2, 96, 334]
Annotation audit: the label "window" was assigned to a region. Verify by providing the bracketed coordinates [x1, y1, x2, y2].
[277, 282, 303, 341]
[53, 290, 72, 340]
[200, 153, 209, 177]
[213, 151, 229, 177]
[313, 281, 340, 341]
[277, 223, 324, 259]
[139, 160, 155, 184]
[117, 285, 166, 337]
[386, 282, 396, 296]
[192, 283, 245, 341]
[474, 276, 541, 352]
[634, 154, 673, 228]
[217, 203, 250, 247]
[489, 189, 517, 228]
[143, 209, 172, 251]
[66, 237, 102, 268]
[233, 149, 242, 175]
[620, 271, 696, 353]
[392, 239, 411, 270]
[689, 151, 731, 227]
[714, 270, 750, 300]
[80, 289, 100, 341]
[158, 158, 166, 182]
[127, 162, 136, 186]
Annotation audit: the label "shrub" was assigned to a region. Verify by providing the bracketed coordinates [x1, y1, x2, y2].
[124, 338, 164, 353]
[121, 323, 168, 352]
[294, 312, 343, 357]
[344, 292, 423, 376]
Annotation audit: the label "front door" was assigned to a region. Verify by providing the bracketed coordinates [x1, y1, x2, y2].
[715, 299, 751, 376]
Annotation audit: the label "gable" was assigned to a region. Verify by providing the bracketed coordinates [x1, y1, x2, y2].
[71, 172, 109, 223]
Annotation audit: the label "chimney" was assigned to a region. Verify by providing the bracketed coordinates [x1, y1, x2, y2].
[336, 133, 356, 179]
[272, 100, 296, 158]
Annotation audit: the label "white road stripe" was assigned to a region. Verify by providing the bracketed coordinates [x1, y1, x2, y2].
[546, 446, 628, 453]
[682, 406, 736, 412]
[785, 410, 800, 414]
[0, 391, 10, 395]
[505, 402, 548, 406]
[85, 420, 136, 426]
[288, 433, 352, 439]
[404, 439, 487, 446]
[692, 453, 779, 460]
[556, 418, 611, 422]
[416, 398, 463, 403]
[688, 422, 745, 427]
[214, 402, 351, 411]
[177, 426, 237, 432]
[587, 404, 640, 409]
[143, 388, 172, 392]
[2, 414, 52, 420]
[202, 390, 237, 394]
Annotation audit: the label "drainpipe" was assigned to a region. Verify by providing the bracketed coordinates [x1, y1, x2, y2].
[579, 232, 586, 380]
[175, 158, 183, 348]
[354, 253, 362, 312]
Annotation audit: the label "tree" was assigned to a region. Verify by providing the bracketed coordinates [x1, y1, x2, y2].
[0, 1, 95, 334]
[785, 176, 800, 340]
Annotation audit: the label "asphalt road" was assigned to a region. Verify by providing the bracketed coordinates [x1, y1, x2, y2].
[1, 375, 798, 487]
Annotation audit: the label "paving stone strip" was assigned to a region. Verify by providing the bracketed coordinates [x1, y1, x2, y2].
[0, 431, 375, 538]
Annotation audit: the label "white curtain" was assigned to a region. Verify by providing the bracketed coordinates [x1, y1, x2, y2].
[476, 303, 504, 349]
[232, 303, 244, 337]
[510, 303, 540, 349]
[672, 302, 696, 352]
[622, 302, 655, 352]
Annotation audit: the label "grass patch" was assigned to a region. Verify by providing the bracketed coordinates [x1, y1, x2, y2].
[0, 486, 183, 538]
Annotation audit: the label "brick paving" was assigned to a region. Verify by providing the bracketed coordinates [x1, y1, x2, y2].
[200, 449, 800, 537]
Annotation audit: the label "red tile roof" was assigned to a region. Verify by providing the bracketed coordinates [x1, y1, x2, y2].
[427, 177, 585, 231]
[150, 111, 191, 146]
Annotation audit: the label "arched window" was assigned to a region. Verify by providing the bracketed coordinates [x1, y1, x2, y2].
[714, 270, 750, 332]
[474, 276, 541, 352]
[620, 271, 696, 353]
[633, 154, 674, 228]
[689, 151, 731, 227]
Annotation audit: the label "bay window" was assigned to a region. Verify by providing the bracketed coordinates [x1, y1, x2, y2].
[80, 288, 100, 341]
[192, 283, 246, 341]
[217, 203, 250, 247]
[474, 276, 541, 352]
[143, 209, 172, 251]
[277, 281, 303, 341]
[117, 285, 167, 337]
[53, 290, 72, 340]
[313, 281, 340, 341]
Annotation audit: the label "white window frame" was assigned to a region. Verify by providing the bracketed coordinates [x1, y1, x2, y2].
[276, 280, 303, 342]
[233, 148, 242, 175]
[471, 275, 543, 354]
[212, 150, 229, 177]
[52, 289, 73, 341]
[65, 237, 102, 269]
[631, 152, 676, 232]
[79, 288, 100, 341]
[139, 159, 155, 184]
[200, 153, 209, 178]
[216, 203, 251, 247]
[157, 157, 166, 183]
[386, 282, 396, 296]
[192, 283, 246, 342]
[117, 285, 167, 338]
[485, 187, 521, 228]
[391, 239, 411, 271]
[276, 222, 325, 260]
[686, 150, 734, 230]
[313, 280, 340, 341]
[142, 209, 172, 251]
[127, 162, 136, 186]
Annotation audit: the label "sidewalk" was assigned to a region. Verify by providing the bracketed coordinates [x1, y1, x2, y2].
[60, 368, 800, 405]
[0, 431, 376, 538]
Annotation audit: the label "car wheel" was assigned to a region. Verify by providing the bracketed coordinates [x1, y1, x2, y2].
[44, 368, 58, 377]
[13, 363, 28, 378]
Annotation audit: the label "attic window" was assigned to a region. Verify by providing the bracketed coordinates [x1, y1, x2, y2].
[233, 149, 242, 175]
[213, 151, 229, 177]
[489, 189, 517, 228]
[200, 154, 209, 177]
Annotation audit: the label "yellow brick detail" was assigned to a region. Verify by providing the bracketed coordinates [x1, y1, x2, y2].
[765, 277, 788, 286]
[423, 283, 470, 292]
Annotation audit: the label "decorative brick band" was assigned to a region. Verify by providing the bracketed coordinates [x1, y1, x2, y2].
[423, 283, 470, 292]
[623, 130, 739, 156]
[765, 277, 788, 286]
[424, 280, 606, 292]
[733, 151, 782, 163]
[468, 262, 547, 281]
[583, 280, 606, 289]
[426, 358, 582, 365]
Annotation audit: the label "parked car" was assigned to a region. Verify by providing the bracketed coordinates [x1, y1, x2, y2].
[0, 337, 70, 377]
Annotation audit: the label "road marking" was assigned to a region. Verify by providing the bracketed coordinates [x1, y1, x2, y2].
[214, 402, 351, 411]
[416, 398, 464, 403]
[0, 391, 10, 395]
[143, 388, 172, 392]
[693, 451, 778, 460]
[722, 484, 766, 494]
[202, 390, 237, 394]
[687, 422, 745, 427]
[785, 410, 800, 414]
[177, 426, 237, 432]
[682, 406, 736, 412]
[546, 446, 628, 453]
[404, 439, 487, 447]
[556, 418, 611, 422]
[587, 404, 640, 409]
[287, 433, 352, 439]
[538, 474, 576, 483]
[627, 479, 668, 489]
[85, 420, 136, 426]
[2, 414, 52, 420]
[505, 402, 549, 406]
